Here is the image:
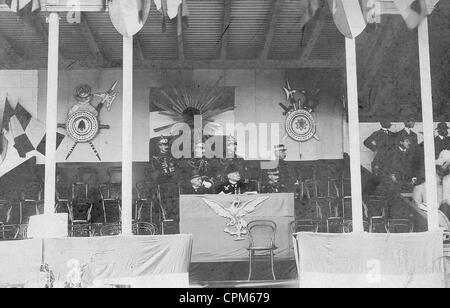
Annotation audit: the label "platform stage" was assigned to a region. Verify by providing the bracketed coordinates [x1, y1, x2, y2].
[0, 235, 193, 288]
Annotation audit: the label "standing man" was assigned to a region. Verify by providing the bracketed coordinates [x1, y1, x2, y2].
[397, 117, 418, 151]
[273, 144, 296, 191]
[149, 136, 179, 183]
[435, 122, 450, 159]
[389, 135, 414, 186]
[363, 120, 396, 176]
[215, 136, 245, 184]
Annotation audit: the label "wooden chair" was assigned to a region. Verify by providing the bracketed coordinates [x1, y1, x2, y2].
[157, 183, 180, 235]
[247, 220, 277, 281]
[19, 182, 43, 225]
[133, 222, 158, 235]
[290, 219, 319, 233]
[387, 219, 414, 233]
[135, 182, 157, 223]
[99, 183, 122, 224]
[70, 182, 93, 237]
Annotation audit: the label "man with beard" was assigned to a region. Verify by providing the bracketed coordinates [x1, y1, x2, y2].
[149, 136, 179, 183]
[435, 122, 450, 159]
[216, 164, 247, 195]
[261, 168, 286, 194]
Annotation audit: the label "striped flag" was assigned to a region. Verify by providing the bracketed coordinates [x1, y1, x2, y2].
[5, 0, 41, 13]
[328, 0, 367, 38]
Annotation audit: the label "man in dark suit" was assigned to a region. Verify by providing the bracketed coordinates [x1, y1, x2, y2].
[389, 135, 414, 185]
[363, 120, 396, 176]
[396, 117, 418, 151]
[435, 122, 450, 159]
[216, 164, 247, 195]
[181, 169, 213, 195]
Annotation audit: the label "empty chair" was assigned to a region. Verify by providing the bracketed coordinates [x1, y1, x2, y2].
[290, 220, 319, 233]
[70, 183, 93, 237]
[157, 183, 180, 235]
[387, 219, 414, 233]
[132, 222, 158, 235]
[135, 182, 157, 223]
[99, 183, 121, 224]
[327, 217, 345, 233]
[247, 220, 277, 281]
[55, 185, 72, 220]
[342, 220, 370, 233]
[99, 223, 122, 237]
[20, 182, 43, 225]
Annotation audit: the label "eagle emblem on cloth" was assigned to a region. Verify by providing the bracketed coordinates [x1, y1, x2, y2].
[200, 196, 270, 241]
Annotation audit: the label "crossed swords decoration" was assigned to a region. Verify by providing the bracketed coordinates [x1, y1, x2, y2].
[58, 82, 119, 161]
[279, 80, 321, 159]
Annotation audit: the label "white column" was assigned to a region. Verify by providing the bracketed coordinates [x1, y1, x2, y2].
[121, 35, 134, 235]
[418, 17, 439, 231]
[44, 12, 60, 215]
[345, 37, 364, 233]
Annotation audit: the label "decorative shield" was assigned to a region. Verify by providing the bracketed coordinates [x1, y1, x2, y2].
[66, 111, 99, 143]
[285, 109, 317, 142]
[108, 0, 152, 37]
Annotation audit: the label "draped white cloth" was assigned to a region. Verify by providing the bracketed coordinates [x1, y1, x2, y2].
[294, 232, 445, 288]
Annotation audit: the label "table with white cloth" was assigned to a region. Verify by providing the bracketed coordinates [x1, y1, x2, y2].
[180, 193, 295, 263]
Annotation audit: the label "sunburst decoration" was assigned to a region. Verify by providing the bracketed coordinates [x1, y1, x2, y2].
[153, 77, 233, 137]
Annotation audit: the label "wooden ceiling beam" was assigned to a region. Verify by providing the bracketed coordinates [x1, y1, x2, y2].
[79, 12, 107, 66]
[177, 5, 185, 61]
[219, 0, 232, 60]
[134, 34, 145, 61]
[5, 59, 343, 70]
[260, 0, 284, 60]
[298, 8, 327, 64]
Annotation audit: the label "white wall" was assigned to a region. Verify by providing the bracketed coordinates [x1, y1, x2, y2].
[2, 69, 346, 168]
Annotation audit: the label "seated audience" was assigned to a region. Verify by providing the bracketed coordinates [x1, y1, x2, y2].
[216, 164, 247, 195]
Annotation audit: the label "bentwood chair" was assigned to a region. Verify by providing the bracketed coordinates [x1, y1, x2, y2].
[99, 183, 122, 224]
[135, 182, 157, 223]
[157, 183, 180, 235]
[387, 219, 414, 233]
[19, 182, 43, 225]
[55, 185, 72, 220]
[247, 220, 277, 281]
[99, 222, 158, 237]
[290, 220, 319, 233]
[70, 182, 93, 237]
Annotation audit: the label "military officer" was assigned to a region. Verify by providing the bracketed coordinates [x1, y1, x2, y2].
[181, 169, 214, 195]
[261, 168, 286, 194]
[435, 122, 450, 159]
[273, 144, 296, 191]
[215, 136, 246, 184]
[149, 136, 179, 183]
[216, 164, 247, 195]
[363, 120, 396, 176]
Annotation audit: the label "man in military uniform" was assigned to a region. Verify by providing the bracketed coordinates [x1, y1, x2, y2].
[149, 136, 179, 183]
[435, 122, 450, 159]
[181, 169, 214, 195]
[216, 164, 247, 195]
[363, 120, 396, 177]
[273, 144, 295, 192]
[261, 168, 286, 194]
[214, 136, 246, 184]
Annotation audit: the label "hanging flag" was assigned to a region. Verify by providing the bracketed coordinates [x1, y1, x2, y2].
[328, 0, 367, 39]
[393, 0, 429, 29]
[1, 97, 14, 133]
[108, 0, 152, 37]
[153, 0, 189, 32]
[5, 0, 41, 13]
[7, 103, 64, 158]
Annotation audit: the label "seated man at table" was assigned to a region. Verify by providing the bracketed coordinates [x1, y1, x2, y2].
[181, 169, 213, 195]
[216, 164, 247, 195]
[261, 168, 286, 194]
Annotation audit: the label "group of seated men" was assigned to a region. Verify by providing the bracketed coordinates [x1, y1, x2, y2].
[364, 118, 450, 190]
[148, 135, 293, 195]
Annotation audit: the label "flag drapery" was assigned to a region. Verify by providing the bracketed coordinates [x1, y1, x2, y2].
[328, 0, 367, 39]
[1, 98, 64, 159]
[5, 0, 41, 13]
[153, 0, 189, 32]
